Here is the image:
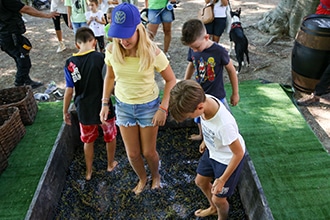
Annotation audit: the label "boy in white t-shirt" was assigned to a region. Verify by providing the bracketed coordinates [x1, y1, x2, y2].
[169, 79, 246, 220]
[86, 0, 106, 52]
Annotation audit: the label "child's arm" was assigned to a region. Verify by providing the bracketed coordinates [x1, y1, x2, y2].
[108, 0, 119, 5]
[86, 13, 93, 25]
[152, 62, 177, 126]
[225, 60, 240, 106]
[211, 138, 244, 195]
[63, 87, 74, 125]
[96, 12, 106, 25]
[184, 62, 194, 80]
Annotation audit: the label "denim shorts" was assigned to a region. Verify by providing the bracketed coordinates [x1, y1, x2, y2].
[72, 22, 88, 34]
[147, 8, 175, 24]
[115, 97, 160, 127]
[197, 149, 245, 198]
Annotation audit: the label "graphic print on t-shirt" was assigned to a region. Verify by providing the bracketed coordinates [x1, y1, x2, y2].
[192, 56, 216, 84]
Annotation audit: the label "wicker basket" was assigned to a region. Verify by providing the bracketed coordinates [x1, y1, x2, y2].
[0, 86, 38, 125]
[0, 107, 26, 159]
[0, 145, 8, 175]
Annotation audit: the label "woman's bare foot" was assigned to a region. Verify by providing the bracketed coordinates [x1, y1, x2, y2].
[107, 160, 118, 172]
[194, 207, 217, 217]
[85, 170, 92, 181]
[151, 175, 161, 190]
[132, 179, 147, 195]
[189, 134, 202, 141]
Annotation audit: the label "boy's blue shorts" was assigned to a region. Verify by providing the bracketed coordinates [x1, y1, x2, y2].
[197, 149, 245, 198]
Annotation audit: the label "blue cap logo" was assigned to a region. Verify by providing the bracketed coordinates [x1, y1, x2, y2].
[115, 11, 126, 24]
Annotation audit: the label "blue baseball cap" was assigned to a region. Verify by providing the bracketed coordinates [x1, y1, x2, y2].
[108, 3, 141, 39]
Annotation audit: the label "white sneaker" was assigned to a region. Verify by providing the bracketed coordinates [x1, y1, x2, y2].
[56, 42, 66, 53]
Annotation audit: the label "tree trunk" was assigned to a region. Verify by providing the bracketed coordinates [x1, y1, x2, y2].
[257, 0, 319, 38]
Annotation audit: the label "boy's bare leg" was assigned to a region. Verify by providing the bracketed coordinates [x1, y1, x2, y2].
[106, 139, 118, 172]
[84, 142, 94, 180]
[194, 174, 217, 217]
[213, 196, 229, 220]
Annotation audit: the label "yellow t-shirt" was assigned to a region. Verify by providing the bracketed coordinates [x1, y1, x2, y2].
[104, 50, 169, 104]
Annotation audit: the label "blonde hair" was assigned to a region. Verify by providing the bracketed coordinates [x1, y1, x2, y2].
[111, 24, 158, 72]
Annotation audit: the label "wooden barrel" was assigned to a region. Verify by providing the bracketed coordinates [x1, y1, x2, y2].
[291, 14, 330, 93]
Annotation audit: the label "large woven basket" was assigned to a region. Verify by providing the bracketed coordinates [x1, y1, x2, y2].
[0, 86, 38, 125]
[0, 107, 26, 158]
[0, 145, 8, 175]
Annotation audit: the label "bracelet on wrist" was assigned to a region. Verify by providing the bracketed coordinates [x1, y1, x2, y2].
[101, 98, 109, 102]
[158, 108, 167, 114]
[102, 103, 109, 107]
[159, 105, 168, 113]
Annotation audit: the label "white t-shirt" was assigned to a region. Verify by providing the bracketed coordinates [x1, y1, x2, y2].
[50, 0, 67, 13]
[201, 95, 246, 165]
[85, 10, 105, 37]
[213, 1, 227, 18]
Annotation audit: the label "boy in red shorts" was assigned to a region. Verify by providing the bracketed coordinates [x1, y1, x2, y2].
[63, 27, 117, 180]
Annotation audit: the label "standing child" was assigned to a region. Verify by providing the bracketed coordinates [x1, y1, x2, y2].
[86, 0, 106, 52]
[181, 19, 239, 141]
[99, 3, 176, 195]
[104, 6, 114, 44]
[65, 0, 88, 34]
[63, 27, 117, 181]
[169, 79, 246, 219]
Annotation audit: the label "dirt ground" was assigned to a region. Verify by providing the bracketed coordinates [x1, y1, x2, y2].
[0, 0, 329, 152]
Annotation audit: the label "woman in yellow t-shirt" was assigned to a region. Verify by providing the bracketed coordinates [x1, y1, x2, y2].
[100, 3, 176, 195]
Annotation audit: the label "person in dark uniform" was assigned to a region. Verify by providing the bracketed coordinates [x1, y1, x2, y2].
[297, 63, 330, 105]
[0, 0, 58, 88]
[296, 0, 330, 105]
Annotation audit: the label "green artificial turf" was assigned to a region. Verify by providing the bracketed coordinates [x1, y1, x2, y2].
[0, 101, 63, 220]
[226, 80, 330, 219]
[1, 81, 329, 219]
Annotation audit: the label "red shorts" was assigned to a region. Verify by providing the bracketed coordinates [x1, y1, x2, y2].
[79, 118, 117, 143]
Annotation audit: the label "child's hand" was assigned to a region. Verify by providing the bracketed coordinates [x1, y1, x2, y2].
[64, 112, 71, 125]
[199, 141, 206, 153]
[100, 106, 109, 124]
[211, 178, 225, 195]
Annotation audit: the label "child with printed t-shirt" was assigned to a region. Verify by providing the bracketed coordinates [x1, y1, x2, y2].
[181, 19, 239, 142]
[63, 27, 117, 181]
[86, 0, 106, 52]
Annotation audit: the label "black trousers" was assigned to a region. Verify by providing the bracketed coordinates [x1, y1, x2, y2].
[315, 63, 330, 96]
[0, 33, 32, 85]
